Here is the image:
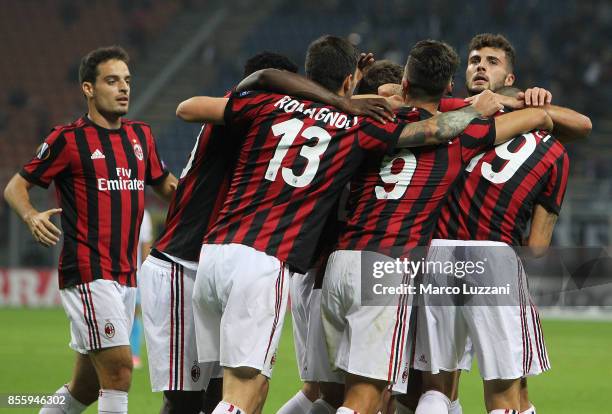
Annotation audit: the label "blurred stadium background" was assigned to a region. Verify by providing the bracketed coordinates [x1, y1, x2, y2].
[0, 0, 610, 412]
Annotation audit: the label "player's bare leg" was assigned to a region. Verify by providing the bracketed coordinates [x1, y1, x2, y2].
[519, 378, 536, 413]
[319, 381, 344, 408]
[39, 352, 98, 413]
[341, 374, 387, 414]
[203, 378, 223, 414]
[483, 378, 521, 413]
[396, 369, 422, 414]
[88, 345, 133, 413]
[214, 366, 268, 414]
[161, 391, 204, 414]
[68, 352, 100, 405]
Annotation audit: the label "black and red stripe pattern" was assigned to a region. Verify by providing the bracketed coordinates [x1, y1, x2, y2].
[337, 109, 496, 256]
[387, 272, 410, 384]
[154, 123, 239, 262]
[168, 261, 185, 390]
[20, 116, 168, 288]
[436, 130, 569, 245]
[204, 91, 403, 273]
[77, 284, 102, 350]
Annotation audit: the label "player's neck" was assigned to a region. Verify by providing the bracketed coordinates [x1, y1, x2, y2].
[87, 106, 122, 130]
[404, 98, 439, 114]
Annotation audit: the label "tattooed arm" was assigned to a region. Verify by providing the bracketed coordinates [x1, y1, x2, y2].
[396, 90, 502, 148]
[396, 106, 483, 147]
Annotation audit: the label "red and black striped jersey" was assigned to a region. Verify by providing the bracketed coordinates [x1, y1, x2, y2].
[204, 91, 404, 273]
[336, 108, 496, 255]
[153, 123, 238, 261]
[20, 116, 168, 288]
[439, 97, 468, 112]
[436, 130, 569, 244]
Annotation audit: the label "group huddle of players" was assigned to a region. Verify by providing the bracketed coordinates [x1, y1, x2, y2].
[4, 31, 591, 414]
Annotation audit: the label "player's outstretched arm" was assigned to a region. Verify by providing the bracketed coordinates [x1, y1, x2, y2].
[540, 104, 592, 143]
[494, 108, 553, 145]
[237, 68, 394, 123]
[526, 204, 558, 257]
[396, 89, 503, 147]
[3, 174, 62, 247]
[176, 97, 229, 124]
[480, 87, 592, 143]
[151, 173, 178, 203]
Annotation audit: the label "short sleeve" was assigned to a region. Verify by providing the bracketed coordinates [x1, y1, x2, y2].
[19, 129, 70, 188]
[145, 127, 169, 185]
[223, 90, 279, 129]
[535, 151, 569, 215]
[357, 117, 406, 154]
[458, 117, 496, 162]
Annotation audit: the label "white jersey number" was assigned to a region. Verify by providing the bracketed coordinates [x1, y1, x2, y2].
[467, 132, 539, 184]
[375, 150, 417, 200]
[265, 118, 332, 188]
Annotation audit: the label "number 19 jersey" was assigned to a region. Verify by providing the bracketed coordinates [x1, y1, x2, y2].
[203, 91, 404, 273]
[436, 130, 569, 244]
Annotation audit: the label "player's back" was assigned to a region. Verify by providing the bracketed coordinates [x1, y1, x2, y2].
[337, 107, 496, 256]
[436, 129, 569, 244]
[204, 91, 401, 273]
[154, 123, 238, 262]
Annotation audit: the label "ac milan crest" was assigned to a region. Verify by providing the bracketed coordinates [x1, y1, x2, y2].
[191, 363, 200, 382]
[133, 143, 144, 161]
[104, 322, 115, 338]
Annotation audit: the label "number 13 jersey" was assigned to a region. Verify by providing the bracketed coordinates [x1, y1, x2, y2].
[436, 128, 569, 245]
[203, 91, 405, 273]
[336, 108, 496, 256]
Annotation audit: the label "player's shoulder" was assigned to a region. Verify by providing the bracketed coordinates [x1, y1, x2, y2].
[535, 130, 567, 156]
[122, 118, 151, 129]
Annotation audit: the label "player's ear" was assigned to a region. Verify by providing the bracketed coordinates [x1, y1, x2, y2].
[504, 72, 515, 87]
[401, 78, 409, 101]
[444, 79, 454, 95]
[82, 82, 94, 99]
[342, 74, 354, 97]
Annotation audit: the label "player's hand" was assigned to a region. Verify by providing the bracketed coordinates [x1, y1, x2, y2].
[24, 208, 62, 247]
[521, 87, 552, 107]
[339, 97, 395, 123]
[355, 52, 375, 84]
[467, 89, 504, 117]
[465, 92, 524, 109]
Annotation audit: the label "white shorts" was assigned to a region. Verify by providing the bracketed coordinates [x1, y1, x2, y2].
[60, 279, 136, 354]
[321, 250, 413, 393]
[291, 271, 343, 383]
[139, 255, 218, 391]
[193, 243, 291, 378]
[413, 239, 550, 380]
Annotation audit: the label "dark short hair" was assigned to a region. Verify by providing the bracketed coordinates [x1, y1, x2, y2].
[79, 46, 129, 84]
[243, 51, 299, 77]
[356, 60, 403, 95]
[305, 35, 357, 92]
[468, 33, 516, 70]
[405, 40, 459, 101]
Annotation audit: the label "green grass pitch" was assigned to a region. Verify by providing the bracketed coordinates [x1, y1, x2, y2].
[0, 308, 610, 413]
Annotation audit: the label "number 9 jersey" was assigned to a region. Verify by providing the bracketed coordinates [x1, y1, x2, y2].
[435, 127, 569, 245]
[336, 107, 496, 256]
[203, 90, 404, 273]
